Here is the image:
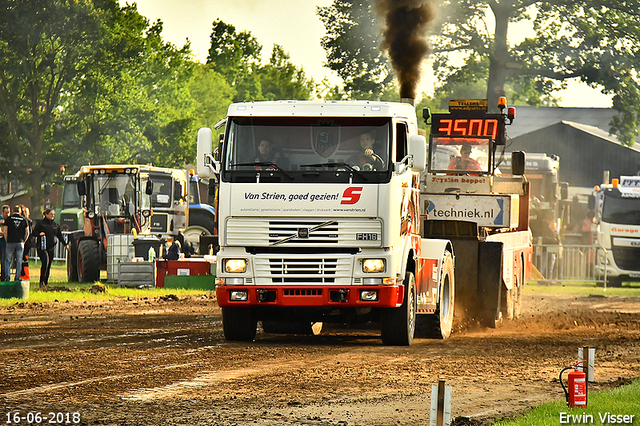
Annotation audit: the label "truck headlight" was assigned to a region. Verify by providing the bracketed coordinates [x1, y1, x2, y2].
[225, 258, 247, 273]
[362, 259, 385, 273]
[230, 291, 248, 301]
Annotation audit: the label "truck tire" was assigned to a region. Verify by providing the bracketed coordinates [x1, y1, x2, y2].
[262, 321, 323, 335]
[606, 277, 624, 287]
[77, 240, 100, 283]
[381, 271, 416, 346]
[222, 307, 257, 341]
[420, 251, 455, 339]
[183, 225, 210, 250]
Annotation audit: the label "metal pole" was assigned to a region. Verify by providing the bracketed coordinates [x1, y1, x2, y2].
[437, 380, 446, 426]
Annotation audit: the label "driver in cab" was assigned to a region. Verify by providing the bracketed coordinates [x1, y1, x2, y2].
[348, 132, 384, 170]
[448, 144, 482, 171]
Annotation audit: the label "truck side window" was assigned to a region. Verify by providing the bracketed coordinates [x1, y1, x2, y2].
[396, 122, 408, 162]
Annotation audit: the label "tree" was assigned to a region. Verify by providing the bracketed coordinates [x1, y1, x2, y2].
[320, 1, 640, 145]
[260, 45, 315, 100]
[207, 19, 263, 102]
[0, 0, 105, 208]
[433, 0, 640, 145]
[0, 0, 208, 209]
[318, 0, 393, 99]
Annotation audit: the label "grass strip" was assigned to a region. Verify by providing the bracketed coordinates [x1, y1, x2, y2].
[493, 378, 640, 425]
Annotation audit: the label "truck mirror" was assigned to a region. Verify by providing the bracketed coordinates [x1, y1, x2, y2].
[511, 151, 525, 175]
[77, 181, 86, 196]
[145, 180, 154, 195]
[588, 195, 595, 210]
[197, 127, 213, 178]
[560, 182, 569, 200]
[43, 184, 51, 195]
[408, 135, 427, 172]
[422, 108, 431, 122]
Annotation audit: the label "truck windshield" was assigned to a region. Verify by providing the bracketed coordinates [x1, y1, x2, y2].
[602, 190, 640, 225]
[141, 175, 173, 209]
[62, 180, 81, 209]
[429, 136, 491, 174]
[93, 174, 137, 217]
[223, 117, 391, 182]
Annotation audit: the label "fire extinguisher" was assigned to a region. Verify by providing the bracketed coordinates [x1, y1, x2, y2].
[559, 361, 587, 408]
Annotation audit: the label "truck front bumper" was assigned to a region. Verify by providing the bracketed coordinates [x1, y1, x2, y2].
[216, 285, 405, 308]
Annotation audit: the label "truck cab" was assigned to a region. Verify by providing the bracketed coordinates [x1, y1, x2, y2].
[592, 176, 640, 286]
[197, 100, 450, 345]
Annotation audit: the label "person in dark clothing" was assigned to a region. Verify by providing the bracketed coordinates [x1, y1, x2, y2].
[348, 132, 385, 171]
[19, 205, 33, 279]
[0, 204, 9, 281]
[3, 205, 29, 281]
[32, 208, 68, 288]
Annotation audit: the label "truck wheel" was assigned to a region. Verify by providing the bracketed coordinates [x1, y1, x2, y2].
[77, 240, 100, 283]
[67, 239, 78, 283]
[381, 271, 416, 346]
[222, 307, 257, 341]
[183, 226, 210, 250]
[606, 277, 624, 287]
[420, 251, 455, 339]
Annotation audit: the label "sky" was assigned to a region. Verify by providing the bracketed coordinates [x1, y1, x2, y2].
[119, 0, 613, 108]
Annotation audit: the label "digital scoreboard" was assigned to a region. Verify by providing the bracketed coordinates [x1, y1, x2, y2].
[429, 99, 509, 145]
[431, 116, 501, 140]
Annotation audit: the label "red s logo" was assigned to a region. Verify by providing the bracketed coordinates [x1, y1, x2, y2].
[341, 187, 363, 205]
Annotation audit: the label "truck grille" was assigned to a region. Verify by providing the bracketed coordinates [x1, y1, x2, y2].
[60, 213, 79, 231]
[150, 214, 168, 233]
[612, 247, 640, 271]
[253, 254, 353, 285]
[226, 218, 382, 248]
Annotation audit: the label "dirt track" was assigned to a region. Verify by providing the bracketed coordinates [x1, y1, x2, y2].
[1, 290, 639, 425]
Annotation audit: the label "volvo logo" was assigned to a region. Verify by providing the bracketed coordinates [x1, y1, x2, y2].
[271, 220, 337, 246]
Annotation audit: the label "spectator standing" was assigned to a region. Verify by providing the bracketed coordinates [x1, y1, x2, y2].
[19, 205, 33, 280]
[3, 205, 29, 282]
[542, 220, 561, 281]
[32, 208, 68, 289]
[0, 205, 9, 281]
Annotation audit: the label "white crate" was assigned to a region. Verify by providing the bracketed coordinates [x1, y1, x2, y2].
[107, 234, 134, 282]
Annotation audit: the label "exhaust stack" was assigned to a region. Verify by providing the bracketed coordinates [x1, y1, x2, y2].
[401, 97, 415, 106]
[375, 0, 434, 100]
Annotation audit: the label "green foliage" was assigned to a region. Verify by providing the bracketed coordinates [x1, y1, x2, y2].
[317, 0, 394, 99]
[261, 45, 314, 101]
[433, 0, 640, 145]
[0, 0, 105, 206]
[207, 19, 263, 102]
[206, 19, 315, 103]
[188, 63, 235, 129]
[0, 0, 211, 208]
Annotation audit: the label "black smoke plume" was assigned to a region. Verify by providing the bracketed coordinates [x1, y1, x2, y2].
[374, 0, 434, 99]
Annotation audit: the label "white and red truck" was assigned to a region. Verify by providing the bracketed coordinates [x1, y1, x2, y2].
[592, 176, 640, 287]
[197, 98, 531, 344]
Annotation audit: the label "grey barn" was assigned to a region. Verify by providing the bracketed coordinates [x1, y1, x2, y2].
[505, 106, 640, 188]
